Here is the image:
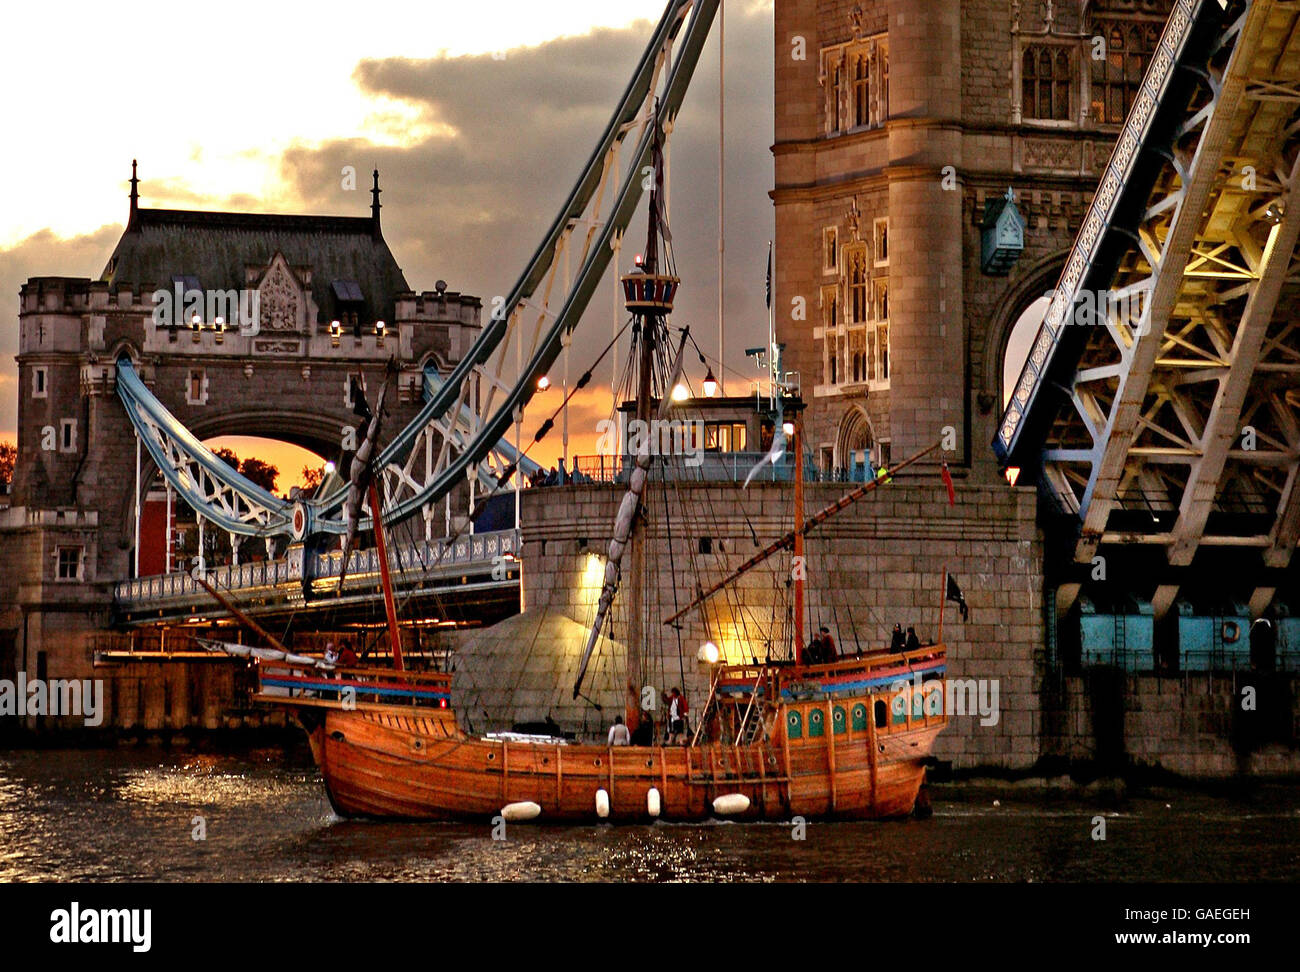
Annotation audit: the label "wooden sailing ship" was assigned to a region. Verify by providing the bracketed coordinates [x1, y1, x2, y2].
[204, 117, 951, 824]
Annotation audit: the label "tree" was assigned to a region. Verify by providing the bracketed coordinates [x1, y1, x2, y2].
[301, 464, 326, 497]
[213, 447, 241, 471]
[238, 457, 279, 494]
[210, 446, 278, 493]
[0, 441, 15, 487]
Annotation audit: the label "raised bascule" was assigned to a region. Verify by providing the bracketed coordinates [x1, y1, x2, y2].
[1, 0, 1298, 777]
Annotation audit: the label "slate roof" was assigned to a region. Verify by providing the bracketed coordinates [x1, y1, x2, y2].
[101, 206, 410, 326]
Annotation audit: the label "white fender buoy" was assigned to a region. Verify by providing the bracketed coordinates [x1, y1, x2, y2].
[501, 801, 542, 822]
[595, 788, 610, 819]
[647, 787, 661, 818]
[712, 793, 751, 816]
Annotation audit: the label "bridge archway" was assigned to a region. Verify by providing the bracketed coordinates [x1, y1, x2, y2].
[983, 252, 1070, 411]
[834, 404, 876, 473]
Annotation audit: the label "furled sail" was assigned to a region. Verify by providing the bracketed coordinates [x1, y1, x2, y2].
[571, 331, 689, 698]
[337, 370, 391, 592]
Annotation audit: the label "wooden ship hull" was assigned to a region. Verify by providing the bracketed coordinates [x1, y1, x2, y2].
[258, 646, 948, 823]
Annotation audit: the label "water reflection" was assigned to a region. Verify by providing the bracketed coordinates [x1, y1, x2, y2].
[0, 748, 1296, 882]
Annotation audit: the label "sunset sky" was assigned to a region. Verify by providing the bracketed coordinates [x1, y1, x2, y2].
[0, 1, 777, 491]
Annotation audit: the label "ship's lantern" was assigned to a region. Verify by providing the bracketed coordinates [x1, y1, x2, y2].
[537, 375, 551, 391]
[702, 369, 718, 398]
[782, 421, 795, 437]
[1004, 466, 1021, 487]
[698, 641, 720, 664]
[671, 382, 690, 402]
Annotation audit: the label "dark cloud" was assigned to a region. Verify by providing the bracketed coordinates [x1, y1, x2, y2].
[2, 5, 775, 456]
[0, 224, 123, 438]
[279, 3, 775, 413]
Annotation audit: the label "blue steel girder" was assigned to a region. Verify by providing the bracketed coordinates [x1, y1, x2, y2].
[995, 0, 1300, 572]
[114, 0, 719, 541]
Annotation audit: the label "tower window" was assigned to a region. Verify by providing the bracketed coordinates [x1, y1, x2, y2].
[1022, 45, 1074, 122]
[32, 367, 48, 399]
[55, 545, 84, 582]
[59, 419, 77, 453]
[186, 369, 208, 406]
[1090, 21, 1161, 125]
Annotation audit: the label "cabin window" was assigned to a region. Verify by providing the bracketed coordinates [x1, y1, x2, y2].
[874, 699, 887, 728]
[852, 703, 868, 731]
[808, 707, 825, 738]
[787, 709, 804, 739]
[833, 706, 847, 735]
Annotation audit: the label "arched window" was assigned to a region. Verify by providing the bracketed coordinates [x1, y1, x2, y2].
[1023, 45, 1073, 121]
[1090, 19, 1162, 124]
[847, 247, 868, 323]
[853, 52, 871, 127]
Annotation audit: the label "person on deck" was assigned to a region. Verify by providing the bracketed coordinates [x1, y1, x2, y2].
[631, 710, 655, 746]
[890, 624, 906, 653]
[817, 626, 838, 662]
[905, 626, 921, 652]
[664, 688, 687, 744]
[338, 642, 359, 667]
[608, 714, 631, 746]
[324, 642, 340, 668]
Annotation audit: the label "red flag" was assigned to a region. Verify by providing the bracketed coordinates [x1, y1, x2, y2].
[941, 461, 956, 506]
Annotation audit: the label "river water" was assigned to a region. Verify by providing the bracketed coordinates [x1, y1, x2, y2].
[1, 746, 1297, 882]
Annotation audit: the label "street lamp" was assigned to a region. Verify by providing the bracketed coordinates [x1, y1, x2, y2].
[702, 368, 718, 398]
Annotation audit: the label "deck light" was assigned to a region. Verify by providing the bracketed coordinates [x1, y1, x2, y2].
[702, 368, 718, 398]
[671, 382, 690, 402]
[698, 641, 720, 664]
[1004, 466, 1021, 487]
[782, 421, 795, 437]
[537, 375, 551, 391]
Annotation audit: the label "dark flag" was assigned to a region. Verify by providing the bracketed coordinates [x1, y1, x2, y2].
[946, 573, 969, 622]
[941, 461, 956, 506]
[765, 242, 772, 309]
[350, 376, 372, 420]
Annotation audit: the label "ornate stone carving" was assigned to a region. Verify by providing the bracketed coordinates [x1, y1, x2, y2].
[257, 258, 303, 333]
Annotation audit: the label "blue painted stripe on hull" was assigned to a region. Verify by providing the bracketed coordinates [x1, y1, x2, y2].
[262, 677, 450, 702]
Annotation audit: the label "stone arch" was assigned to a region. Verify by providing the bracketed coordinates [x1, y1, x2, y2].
[834, 404, 876, 472]
[980, 250, 1070, 411]
[185, 410, 341, 462]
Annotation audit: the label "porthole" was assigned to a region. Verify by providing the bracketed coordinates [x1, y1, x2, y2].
[594, 758, 602, 767]
[487, 752, 496, 761]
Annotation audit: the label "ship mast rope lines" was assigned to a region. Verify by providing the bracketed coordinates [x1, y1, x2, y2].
[113, 0, 720, 548]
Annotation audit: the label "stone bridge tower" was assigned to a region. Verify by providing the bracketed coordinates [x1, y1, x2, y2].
[774, 0, 1176, 482]
[1, 165, 481, 684]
